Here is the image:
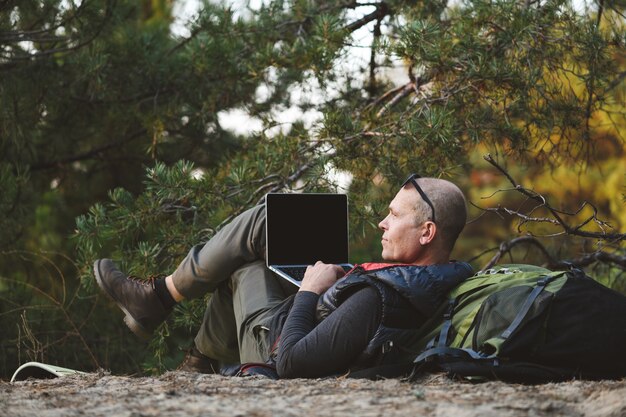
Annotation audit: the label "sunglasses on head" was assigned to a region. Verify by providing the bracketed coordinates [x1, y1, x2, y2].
[401, 173, 436, 223]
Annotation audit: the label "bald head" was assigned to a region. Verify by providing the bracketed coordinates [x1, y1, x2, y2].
[407, 178, 467, 254]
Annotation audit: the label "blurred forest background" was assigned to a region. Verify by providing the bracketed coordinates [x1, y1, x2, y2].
[1, 0, 625, 379]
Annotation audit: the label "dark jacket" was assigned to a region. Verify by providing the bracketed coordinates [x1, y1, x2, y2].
[316, 261, 473, 366]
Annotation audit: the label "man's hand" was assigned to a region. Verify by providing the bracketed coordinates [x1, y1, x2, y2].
[299, 261, 346, 295]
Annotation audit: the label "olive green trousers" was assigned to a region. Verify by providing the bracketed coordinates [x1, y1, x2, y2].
[171, 205, 294, 363]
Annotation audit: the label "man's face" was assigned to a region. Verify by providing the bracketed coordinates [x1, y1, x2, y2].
[378, 187, 425, 264]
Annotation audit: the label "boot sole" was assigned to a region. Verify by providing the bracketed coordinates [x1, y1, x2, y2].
[93, 260, 152, 340]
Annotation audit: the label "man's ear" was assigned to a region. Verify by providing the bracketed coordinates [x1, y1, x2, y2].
[419, 221, 437, 245]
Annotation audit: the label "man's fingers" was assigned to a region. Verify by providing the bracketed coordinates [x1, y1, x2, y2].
[307, 262, 345, 278]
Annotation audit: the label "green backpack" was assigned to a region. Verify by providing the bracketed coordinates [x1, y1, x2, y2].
[411, 264, 626, 383]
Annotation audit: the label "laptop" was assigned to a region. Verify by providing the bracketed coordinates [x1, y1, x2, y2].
[265, 193, 353, 287]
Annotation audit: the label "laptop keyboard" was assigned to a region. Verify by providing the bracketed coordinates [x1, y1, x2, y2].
[276, 266, 307, 281]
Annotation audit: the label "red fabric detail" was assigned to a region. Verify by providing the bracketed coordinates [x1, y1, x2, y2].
[356, 262, 413, 271]
[270, 335, 281, 355]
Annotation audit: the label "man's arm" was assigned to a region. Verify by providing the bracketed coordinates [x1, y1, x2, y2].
[275, 284, 382, 378]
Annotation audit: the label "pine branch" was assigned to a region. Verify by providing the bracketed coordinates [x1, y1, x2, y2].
[267, 1, 381, 37]
[557, 251, 626, 269]
[167, 24, 204, 56]
[365, 84, 405, 110]
[0, 0, 113, 65]
[344, 2, 390, 33]
[375, 82, 415, 118]
[470, 201, 561, 228]
[366, 18, 382, 98]
[481, 236, 555, 271]
[480, 235, 626, 271]
[216, 144, 325, 231]
[483, 154, 626, 241]
[30, 129, 147, 171]
[604, 70, 626, 94]
[0, 0, 89, 38]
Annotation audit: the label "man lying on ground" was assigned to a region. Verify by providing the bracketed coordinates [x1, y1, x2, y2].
[94, 175, 473, 378]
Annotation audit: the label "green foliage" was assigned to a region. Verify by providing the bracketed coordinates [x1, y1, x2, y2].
[1, 0, 625, 377]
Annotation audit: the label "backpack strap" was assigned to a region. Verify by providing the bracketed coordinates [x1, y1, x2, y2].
[409, 346, 492, 382]
[500, 275, 554, 340]
[414, 346, 487, 363]
[436, 298, 457, 348]
[415, 297, 478, 364]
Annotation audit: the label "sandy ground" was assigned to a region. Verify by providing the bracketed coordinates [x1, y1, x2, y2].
[1, 372, 625, 417]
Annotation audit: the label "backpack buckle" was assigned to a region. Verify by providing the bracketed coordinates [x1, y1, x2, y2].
[382, 340, 394, 354]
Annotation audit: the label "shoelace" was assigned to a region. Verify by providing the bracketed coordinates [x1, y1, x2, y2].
[127, 275, 164, 288]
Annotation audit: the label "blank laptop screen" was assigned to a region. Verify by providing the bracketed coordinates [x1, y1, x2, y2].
[265, 193, 349, 266]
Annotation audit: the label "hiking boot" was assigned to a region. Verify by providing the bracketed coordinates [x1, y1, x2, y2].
[177, 347, 220, 374]
[93, 259, 171, 339]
